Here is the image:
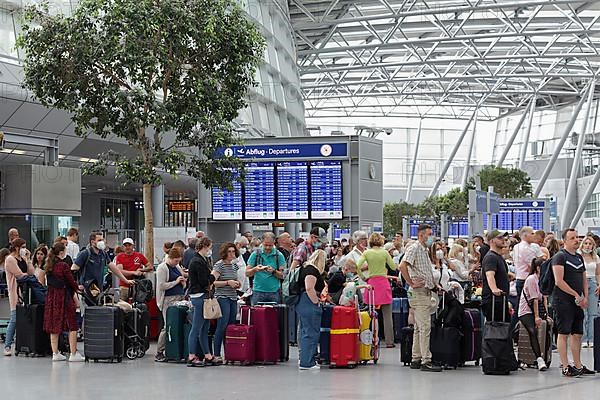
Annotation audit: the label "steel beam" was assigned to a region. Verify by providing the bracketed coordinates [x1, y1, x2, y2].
[429, 109, 477, 197]
[533, 82, 593, 197]
[405, 119, 422, 203]
[496, 99, 533, 167]
[570, 165, 600, 228]
[561, 79, 596, 229]
[461, 112, 478, 190]
[518, 96, 537, 170]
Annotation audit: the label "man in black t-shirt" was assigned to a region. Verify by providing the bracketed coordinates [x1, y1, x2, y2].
[552, 228, 593, 377]
[473, 235, 490, 261]
[481, 230, 510, 322]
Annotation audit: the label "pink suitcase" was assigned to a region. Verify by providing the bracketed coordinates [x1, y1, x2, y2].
[224, 322, 256, 365]
[241, 306, 279, 364]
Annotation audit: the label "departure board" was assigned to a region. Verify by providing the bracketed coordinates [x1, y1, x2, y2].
[211, 171, 242, 220]
[310, 160, 343, 219]
[244, 162, 275, 220]
[277, 161, 309, 219]
[529, 209, 544, 230]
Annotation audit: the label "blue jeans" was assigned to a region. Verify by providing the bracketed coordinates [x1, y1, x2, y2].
[188, 296, 211, 357]
[251, 291, 280, 306]
[213, 297, 237, 357]
[296, 292, 322, 368]
[5, 310, 16, 349]
[583, 278, 599, 343]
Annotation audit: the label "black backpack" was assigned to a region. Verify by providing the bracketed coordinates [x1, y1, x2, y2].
[539, 257, 555, 296]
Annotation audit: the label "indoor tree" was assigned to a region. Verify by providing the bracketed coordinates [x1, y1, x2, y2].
[466, 165, 533, 198]
[17, 0, 265, 263]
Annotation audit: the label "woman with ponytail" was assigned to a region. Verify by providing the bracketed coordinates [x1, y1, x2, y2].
[43, 243, 83, 362]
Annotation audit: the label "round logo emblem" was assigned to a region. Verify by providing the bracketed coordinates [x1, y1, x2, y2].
[224, 148, 233, 157]
[320, 144, 332, 157]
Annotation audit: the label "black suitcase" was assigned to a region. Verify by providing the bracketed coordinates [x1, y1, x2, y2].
[392, 298, 409, 343]
[319, 304, 334, 364]
[275, 305, 289, 362]
[594, 317, 600, 372]
[84, 306, 124, 363]
[460, 308, 482, 365]
[15, 304, 50, 356]
[400, 325, 413, 366]
[124, 305, 150, 359]
[481, 296, 518, 375]
[430, 325, 462, 369]
[288, 305, 298, 345]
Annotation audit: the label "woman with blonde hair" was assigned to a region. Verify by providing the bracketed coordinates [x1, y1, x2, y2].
[296, 249, 327, 370]
[447, 244, 469, 280]
[357, 233, 398, 348]
[579, 236, 600, 347]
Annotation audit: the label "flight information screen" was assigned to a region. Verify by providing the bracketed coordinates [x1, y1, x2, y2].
[310, 160, 343, 219]
[277, 161, 309, 219]
[244, 162, 275, 220]
[211, 171, 242, 220]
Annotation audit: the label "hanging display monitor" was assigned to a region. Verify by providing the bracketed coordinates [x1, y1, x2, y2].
[244, 162, 275, 220]
[277, 161, 309, 219]
[310, 160, 343, 219]
[211, 172, 242, 220]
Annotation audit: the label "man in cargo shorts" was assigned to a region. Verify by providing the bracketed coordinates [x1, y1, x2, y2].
[399, 224, 441, 372]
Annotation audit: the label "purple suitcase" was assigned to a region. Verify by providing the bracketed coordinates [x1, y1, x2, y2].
[241, 306, 279, 364]
[460, 308, 482, 365]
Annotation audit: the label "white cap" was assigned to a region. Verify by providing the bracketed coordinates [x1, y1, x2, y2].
[123, 238, 134, 245]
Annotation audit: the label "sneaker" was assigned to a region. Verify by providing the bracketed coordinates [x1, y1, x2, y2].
[299, 364, 320, 371]
[582, 343, 589, 348]
[4, 347, 11, 357]
[154, 353, 166, 363]
[421, 363, 442, 372]
[562, 365, 583, 377]
[410, 361, 422, 370]
[579, 366, 596, 375]
[68, 352, 84, 362]
[536, 357, 547, 371]
[52, 353, 67, 361]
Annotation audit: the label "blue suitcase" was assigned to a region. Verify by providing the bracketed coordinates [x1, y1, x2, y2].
[319, 304, 334, 364]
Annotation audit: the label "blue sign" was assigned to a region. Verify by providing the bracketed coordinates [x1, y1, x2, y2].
[499, 200, 545, 208]
[489, 193, 500, 214]
[475, 190, 488, 213]
[277, 161, 309, 219]
[217, 143, 348, 160]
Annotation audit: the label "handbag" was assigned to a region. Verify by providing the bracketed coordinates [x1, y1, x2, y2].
[203, 289, 222, 320]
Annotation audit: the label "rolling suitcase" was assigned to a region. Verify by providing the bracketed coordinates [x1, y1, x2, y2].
[15, 304, 50, 357]
[257, 302, 289, 362]
[240, 306, 279, 364]
[594, 317, 600, 372]
[165, 305, 189, 362]
[400, 325, 414, 366]
[288, 304, 298, 345]
[430, 293, 462, 369]
[359, 287, 379, 365]
[330, 305, 360, 368]
[124, 304, 150, 359]
[460, 308, 482, 365]
[517, 318, 552, 368]
[392, 298, 409, 343]
[225, 309, 256, 365]
[147, 297, 161, 340]
[84, 305, 124, 362]
[481, 296, 518, 375]
[319, 304, 334, 364]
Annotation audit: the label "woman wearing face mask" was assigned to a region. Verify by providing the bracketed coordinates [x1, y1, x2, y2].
[579, 236, 600, 348]
[3, 239, 35, 356]
[357, 233, 398, 348]
[430, 241, 451, 292]
[44, 243, 83, 361]
[187, 237, 217, 367]
[447, 244, 469, 281]
[155, 247, 187, 362]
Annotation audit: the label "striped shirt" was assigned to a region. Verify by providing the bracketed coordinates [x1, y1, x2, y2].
[402, 241, 435, 290]
[213, 261, 240, 300]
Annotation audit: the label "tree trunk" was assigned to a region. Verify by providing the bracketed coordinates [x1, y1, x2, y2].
[143, 183, 155, 266]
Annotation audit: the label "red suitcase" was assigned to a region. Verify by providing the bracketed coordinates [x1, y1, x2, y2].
[240, 306, 279, 364]
[224, 309, 256, 366]
[147, 297, 160, 340]
[330, 306, 360, 368]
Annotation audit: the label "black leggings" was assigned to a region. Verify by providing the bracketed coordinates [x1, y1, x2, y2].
[519, 314, 542, 358]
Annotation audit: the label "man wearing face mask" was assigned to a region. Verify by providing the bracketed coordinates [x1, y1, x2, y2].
[399, 224, 440, 372]
[290, 227, 328, 270]
[72, 232, 134, 297]
[341, 231, 369, 274]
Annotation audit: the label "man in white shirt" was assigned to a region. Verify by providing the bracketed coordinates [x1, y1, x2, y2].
[66, 227, 80, 260]
[513, 226, 543, 300]
[343, 231, 369, 274]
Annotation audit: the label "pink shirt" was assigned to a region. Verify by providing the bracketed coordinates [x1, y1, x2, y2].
[513, 241, 543, 280]
[4, 255, 29, 311]
[518, 274, 542, 317]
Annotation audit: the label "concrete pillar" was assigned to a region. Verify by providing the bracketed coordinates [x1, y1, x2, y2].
[151, 184, 165, 227]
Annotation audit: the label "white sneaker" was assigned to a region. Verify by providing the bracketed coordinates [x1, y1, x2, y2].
[299, 364, 320, 371]
[68, 352, 84, 362]
[537, 357, 547, 371]
[52, 353, 67, 361]
[4, 347, 12, 357]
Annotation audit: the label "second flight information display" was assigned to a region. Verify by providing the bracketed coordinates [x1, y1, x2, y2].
[212, 160, 343, 220]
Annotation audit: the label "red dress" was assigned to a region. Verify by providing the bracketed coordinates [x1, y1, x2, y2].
[43, 261, 79, 334]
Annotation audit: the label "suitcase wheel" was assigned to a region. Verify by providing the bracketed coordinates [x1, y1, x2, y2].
[126, 346, 138, 360]
[329, 365, 335, 369]
[373, 359, 378, 365]
[475, 360, 480, 366]
[348, 364, 356, 369]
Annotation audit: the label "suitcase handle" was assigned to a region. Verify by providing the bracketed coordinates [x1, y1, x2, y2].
[491, 294, 507, 322]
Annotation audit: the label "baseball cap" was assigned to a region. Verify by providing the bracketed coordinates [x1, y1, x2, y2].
[486, 230, 508, 242]
[310, 227, 328, 243]
[123, 238, 134, 245]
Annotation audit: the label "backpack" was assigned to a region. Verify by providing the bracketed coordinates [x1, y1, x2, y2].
[283, 265, 302, 305]
[539, 257, 555, 296]
[131, 278, 153, 304]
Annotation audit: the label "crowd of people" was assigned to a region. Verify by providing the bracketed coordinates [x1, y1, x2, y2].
[0, 224, 598, 377]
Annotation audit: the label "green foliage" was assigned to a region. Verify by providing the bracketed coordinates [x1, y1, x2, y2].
[466, 165, 532, 198]
[17, 0, 266, 189]
[383, 201, 419, 235]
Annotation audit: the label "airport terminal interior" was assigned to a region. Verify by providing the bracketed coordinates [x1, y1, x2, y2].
[2, 0, 600, 398]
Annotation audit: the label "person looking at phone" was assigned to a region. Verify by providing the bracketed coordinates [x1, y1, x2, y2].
[246, 232, 286, 305]
[481, 230, 511, 323]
